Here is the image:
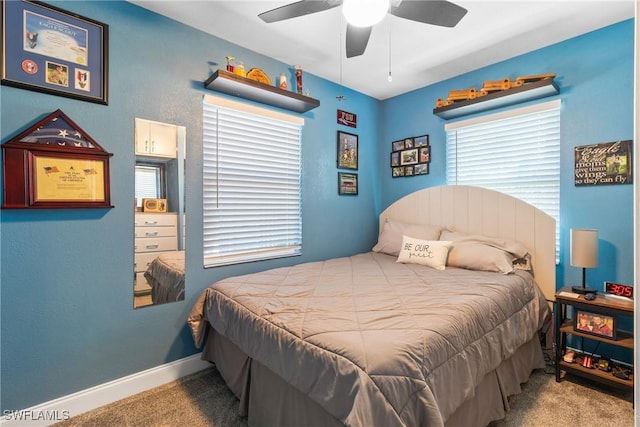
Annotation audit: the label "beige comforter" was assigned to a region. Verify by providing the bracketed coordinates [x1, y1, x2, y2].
[145, 251, 185, 304]
[189, 252, 550, 426]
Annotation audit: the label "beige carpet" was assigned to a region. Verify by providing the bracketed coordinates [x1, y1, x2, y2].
[57, 361, 633, 427]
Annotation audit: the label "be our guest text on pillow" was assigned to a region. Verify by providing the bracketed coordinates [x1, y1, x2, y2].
[396, 236, 452, 270]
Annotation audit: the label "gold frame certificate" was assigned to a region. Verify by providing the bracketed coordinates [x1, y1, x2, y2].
[34, 156, 106, 202]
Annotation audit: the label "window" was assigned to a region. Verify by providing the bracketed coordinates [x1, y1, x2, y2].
[135, 163, 165, 210]
[446, 100, 561, 254]
[202, 94, 304, 267]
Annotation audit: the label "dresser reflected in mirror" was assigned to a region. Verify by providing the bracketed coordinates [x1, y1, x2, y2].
[133, 118, 186, 309]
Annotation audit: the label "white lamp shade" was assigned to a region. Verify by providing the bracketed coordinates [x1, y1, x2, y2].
[570, 228, 598, 268]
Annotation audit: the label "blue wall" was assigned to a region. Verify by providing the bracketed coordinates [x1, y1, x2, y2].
[379, 19, 635, 292]
[0, 1, 634, 412]
[0, 1, 379, 411]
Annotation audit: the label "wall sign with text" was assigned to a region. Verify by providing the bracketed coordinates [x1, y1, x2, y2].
[574, 140, 632, 186]
[337, 109, 356, 128]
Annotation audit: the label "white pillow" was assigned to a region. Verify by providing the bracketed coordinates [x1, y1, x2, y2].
[396, 236, 452, 270]
[447, 242, 516, 274]
[439, 230, 530, 274]
[372, 219, 442, 256]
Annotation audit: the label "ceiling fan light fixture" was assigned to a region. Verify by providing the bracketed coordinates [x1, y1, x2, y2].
[343, 0, 389, 27]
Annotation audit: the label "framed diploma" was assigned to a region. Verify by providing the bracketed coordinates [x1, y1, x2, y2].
[1, 0, 109, 105]
[33, 155, 106, 203]
[2, 109, 113, 209]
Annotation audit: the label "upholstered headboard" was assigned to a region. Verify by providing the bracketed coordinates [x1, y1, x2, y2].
[379, 185, 556, 302]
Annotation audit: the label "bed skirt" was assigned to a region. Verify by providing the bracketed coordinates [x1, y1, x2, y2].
[201, 328, 546, 427]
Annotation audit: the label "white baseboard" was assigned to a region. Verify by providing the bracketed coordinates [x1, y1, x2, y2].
[1, 353, 211, 426]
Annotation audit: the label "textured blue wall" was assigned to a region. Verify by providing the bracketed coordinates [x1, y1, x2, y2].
[379, 19, 635, 292]
[0, 1, 379, 410]
[0, 0, 634, 412]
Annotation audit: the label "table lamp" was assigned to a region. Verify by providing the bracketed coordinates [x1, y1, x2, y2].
[570, 228, 598, 294]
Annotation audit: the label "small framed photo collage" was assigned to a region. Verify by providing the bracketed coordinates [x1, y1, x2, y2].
[390, 135, 430, 178]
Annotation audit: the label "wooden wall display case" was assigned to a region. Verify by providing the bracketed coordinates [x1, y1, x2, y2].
[2, 109, 113, 209]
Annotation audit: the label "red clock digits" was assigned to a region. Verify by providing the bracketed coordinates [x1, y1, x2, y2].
[605, 282, 633, 298]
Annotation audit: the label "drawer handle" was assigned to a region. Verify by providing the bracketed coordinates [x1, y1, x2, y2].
[144, 220, 158, 225]
[146, 244, 159, 249]
[145, 231, 158, 237]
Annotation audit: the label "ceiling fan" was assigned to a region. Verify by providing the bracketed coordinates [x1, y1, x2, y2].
[258, 0, 468, 58]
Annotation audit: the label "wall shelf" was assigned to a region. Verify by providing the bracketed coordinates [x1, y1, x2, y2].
[433, 78, 559, 120]
[204, 69, 320, 113]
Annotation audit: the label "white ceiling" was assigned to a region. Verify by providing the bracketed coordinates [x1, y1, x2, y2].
[129, 1, 635, 100]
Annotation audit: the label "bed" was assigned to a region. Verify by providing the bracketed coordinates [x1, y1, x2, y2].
[144, 250, 185, 304]
[188, 185, 555, 426]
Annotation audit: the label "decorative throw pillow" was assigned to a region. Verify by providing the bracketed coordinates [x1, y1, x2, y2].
[440, 230, 530, 274]
[396, 236, 452, 270]
[372, 219, 442, 256]
[446, 242, 516, 274]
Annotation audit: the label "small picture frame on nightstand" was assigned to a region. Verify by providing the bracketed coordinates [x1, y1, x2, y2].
[574, 309, 616, 340]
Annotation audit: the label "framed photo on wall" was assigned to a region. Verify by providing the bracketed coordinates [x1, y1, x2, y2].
[390, 134, 430, 178]
[414, 134, 429, 147]
[400, 149, 418, 165]
[392, 140, 405, 151]
[338, 172, 358, 195]
[1, 0, 109, 105]
[337, 131, 358, 170]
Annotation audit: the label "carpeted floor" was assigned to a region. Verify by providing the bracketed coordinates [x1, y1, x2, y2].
[56, 360, 633, 427]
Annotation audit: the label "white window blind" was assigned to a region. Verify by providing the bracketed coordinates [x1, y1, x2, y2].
[203, 95, 304, 267]
[446, 100, 561, 255]
[135, 164, 164, 209]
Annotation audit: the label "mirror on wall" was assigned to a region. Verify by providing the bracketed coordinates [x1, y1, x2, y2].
[133, 118, 186, 309]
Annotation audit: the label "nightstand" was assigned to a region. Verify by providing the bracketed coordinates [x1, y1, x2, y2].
[554, 287, 633, 391]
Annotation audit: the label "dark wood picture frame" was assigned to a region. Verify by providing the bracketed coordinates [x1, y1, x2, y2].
[1, 0, 109, 105]
[337, 130, 358, 170]
[338, 172, 358, 196]
[2, 109, 113, 209]
[573, 309, 616, 340]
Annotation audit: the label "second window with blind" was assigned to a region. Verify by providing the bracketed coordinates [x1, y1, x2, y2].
[446, 100, 561, 254]
[202, 95, 304, 267]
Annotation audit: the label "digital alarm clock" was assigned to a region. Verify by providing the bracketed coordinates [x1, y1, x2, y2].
[604, 281, 633, 299]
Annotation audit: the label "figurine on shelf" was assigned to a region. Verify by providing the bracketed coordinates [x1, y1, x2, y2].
[279, 73, 288, 90]
[233, 60, 246, 77]
[225, 56, 235, 73]
[294, 65, 303, 94]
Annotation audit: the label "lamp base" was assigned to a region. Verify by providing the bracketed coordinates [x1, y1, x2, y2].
[571, 285, 598, 295]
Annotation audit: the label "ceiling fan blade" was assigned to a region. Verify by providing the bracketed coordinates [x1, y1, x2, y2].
[259, 0, 342, 23]
[390, 0, 467, 27]
[345, 24, 372, 58]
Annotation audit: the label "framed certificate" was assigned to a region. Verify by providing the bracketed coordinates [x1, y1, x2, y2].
[2, 109, 113, 209]
[1, 0, 109, 104]
[33, 155, 107, 203]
